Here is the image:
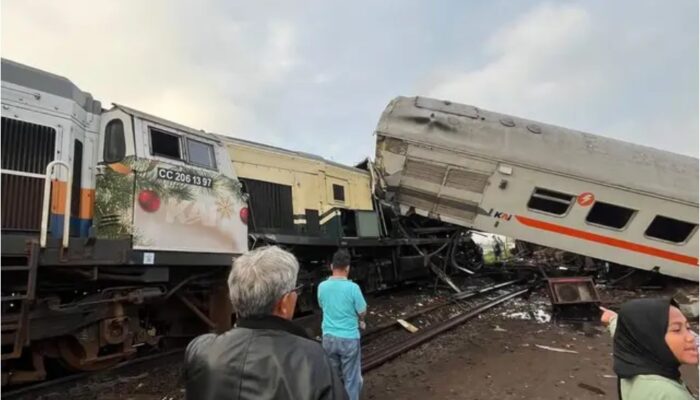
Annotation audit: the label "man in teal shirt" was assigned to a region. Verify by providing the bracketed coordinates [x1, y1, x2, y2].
[318, 249, 367, 400]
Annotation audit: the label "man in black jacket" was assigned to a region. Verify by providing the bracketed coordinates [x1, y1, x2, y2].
[184, 246, 347, 400]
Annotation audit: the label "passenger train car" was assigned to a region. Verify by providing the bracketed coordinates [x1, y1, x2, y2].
[373, 96, 699, 282]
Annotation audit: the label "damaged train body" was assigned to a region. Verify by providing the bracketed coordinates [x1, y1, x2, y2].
[373, 96, 699, 282]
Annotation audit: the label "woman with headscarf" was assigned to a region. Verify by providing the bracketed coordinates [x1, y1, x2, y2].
[600, 298, 698, 399]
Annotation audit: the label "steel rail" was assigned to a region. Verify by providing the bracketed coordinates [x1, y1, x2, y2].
[361, 279, 520, 343]
[362, 286, 530, 372]
[3, 348, 184, 399]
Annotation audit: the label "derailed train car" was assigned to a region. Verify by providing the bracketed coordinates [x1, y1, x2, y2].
[373, 96, 699, 282]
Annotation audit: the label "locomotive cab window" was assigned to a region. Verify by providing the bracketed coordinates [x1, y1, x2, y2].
[527, 188, 573, 216]
[150, 128, 181, 159]
[333, 184, 345, 202]
[104, 119, 126, 163]
[645, 215, 697, 244]
[585, 201, 636, 230]
[187, 138, 216, 169]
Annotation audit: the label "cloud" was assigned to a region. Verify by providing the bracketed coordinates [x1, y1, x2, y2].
[1, 1, 299, 140]
[424, 2, 698, 156]
[427, 4, 597, 115]
[3, 1, 696, 165]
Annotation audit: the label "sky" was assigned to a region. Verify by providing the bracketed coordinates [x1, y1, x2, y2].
[2, 1, 698, 165]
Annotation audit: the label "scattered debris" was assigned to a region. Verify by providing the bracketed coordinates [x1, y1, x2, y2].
[533, 309, 552, 323]
[118, 373, 149, 384]
[602, 374, 616, 379]
[578, 382, 606, 395]
[535, 344, 579, 354]
[493, 325, 507, 332]
[504, 311, 531, 320]
[397, 319, 419, 333]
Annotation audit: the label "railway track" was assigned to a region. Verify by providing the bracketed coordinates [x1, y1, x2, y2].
[3, 348, 185, 400]
[5, 280, 532, 398]
[361, 281, 532, 372]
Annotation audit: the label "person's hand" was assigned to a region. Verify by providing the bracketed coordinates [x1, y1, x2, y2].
[359, 321, 366, 331]
[600, 306, 617, 326]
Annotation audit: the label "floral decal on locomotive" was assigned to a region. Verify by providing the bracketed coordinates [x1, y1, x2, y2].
[95, 156, 248, 254]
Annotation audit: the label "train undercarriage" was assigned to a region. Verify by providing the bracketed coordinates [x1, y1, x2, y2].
[1, 210, 487, 386]
[1, 236, 233, 386]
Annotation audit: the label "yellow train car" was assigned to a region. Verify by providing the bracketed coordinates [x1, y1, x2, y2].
[223, 137, 377, 238]
[221, 135, 484, 301]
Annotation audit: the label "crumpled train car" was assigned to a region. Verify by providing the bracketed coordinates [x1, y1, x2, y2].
[374, 96, 698, 281]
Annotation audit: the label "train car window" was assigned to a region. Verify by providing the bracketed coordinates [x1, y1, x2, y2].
[150, 128, 181, 159]
[333, 184, 345, 202]
[585, 201, 636, 229]
[104, 119, 126, 163]
[645, 215, 697, 244]
[527, 188, 573, 216]
[186, 138, 216, 169]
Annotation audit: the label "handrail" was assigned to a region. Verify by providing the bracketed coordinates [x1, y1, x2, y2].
[39, 161, 73, 248]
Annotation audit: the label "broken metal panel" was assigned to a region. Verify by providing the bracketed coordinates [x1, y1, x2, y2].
[546, 277, 600, 304]
[546, 277, 601, 320]
[378, 136, 408, 155]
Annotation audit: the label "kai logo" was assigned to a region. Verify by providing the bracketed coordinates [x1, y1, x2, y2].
[577, 192, 595, 207]
[487, 208, 512, 221]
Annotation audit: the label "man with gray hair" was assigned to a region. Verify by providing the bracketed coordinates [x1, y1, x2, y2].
[184, 246, 347, 400]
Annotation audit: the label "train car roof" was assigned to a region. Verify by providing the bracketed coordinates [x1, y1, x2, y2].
[111, 103, 222, 144]
[377, 96, 699, 205]
[221, 135, 369, 175]
[1, 58, 101, 113]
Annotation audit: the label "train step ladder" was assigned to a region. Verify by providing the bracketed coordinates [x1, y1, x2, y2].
[1, 239, 39, 360]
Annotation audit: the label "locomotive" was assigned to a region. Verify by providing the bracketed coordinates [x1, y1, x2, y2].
[1, 59, 247, 384]
[1, 60, 479, 384]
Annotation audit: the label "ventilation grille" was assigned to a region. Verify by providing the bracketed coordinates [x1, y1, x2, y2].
[397, 187, 478, 221]
[403, 158, 446, 185]
[1, 117, 56, 174]
[1, 117, 56, 231]
[444, 169, 490, 193]
[1, 174, 45, 231]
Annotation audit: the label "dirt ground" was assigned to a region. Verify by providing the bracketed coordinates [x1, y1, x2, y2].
[361, 310, 698, 399]
[26, 283, 699, 400]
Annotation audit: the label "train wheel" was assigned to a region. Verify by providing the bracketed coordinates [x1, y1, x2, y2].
[58, 336, 123, 371]
[57, 317, 135, 372]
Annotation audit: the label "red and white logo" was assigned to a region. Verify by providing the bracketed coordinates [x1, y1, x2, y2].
[577, 192, 595, 207]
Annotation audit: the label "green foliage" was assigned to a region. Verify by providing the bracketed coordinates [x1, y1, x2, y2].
[94, 164, 135, 239]
[94, 155, 248, 243]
